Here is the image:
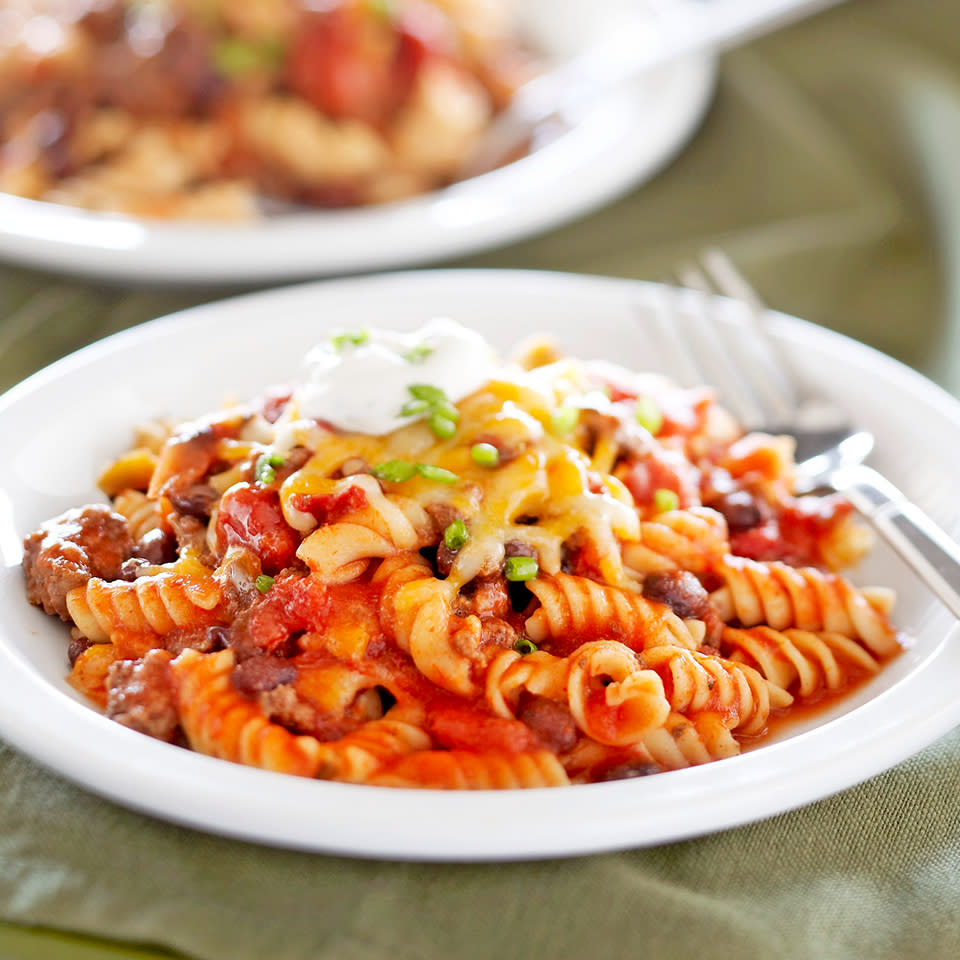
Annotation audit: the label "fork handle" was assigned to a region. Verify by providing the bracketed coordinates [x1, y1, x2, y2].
[833, 464, 960, 620]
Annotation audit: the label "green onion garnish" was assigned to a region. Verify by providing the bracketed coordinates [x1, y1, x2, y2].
[550, 405, 579, 435]
[470, 442, 500, 467]
[400, 398, 431, 418]
[433, 400, 460, 421]
[365, 0, 393, 21]
[504, 556, 538, 582]
[428, 412, 457, 439]
[415, 463, 459, 484]
[408, 384, 448, 405]
[400, 384, 460, 438]
[513, 636, 538, 655]
[331, 329, 370, 351]
[635, 395, 664, 435]
[372, 460, 418, 484]
[253, 452, 285, 485]
[653, 488, 679, 513]
[213, 36, 284, 77]
[255, 574, 275, 593]
[443, 519, 469, 550]
[403, 344, 434, 364]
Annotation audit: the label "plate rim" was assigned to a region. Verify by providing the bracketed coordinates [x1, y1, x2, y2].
[2, 267, 960, 862]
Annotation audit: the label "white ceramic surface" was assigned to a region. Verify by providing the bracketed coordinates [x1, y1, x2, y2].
[0, 3, 714, 284]
[2, 270, 959, 861]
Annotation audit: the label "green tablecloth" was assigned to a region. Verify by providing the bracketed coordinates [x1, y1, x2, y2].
[2, 0, 960, 957]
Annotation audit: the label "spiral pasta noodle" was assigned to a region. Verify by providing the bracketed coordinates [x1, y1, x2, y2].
[623, 507, 730, 575]
[171, 649, 324, 778]
[297, 475, 434, 582]
[370, 750, 571, 789]
[721, 626, 881, 698]
[711, 557, 899, 657]
[525, 573, 701, 652]
[486, 641, 672, 746]
[67, 574, 223, 644]
[640, 713, 741, 769]
[639, 645, 792, 736]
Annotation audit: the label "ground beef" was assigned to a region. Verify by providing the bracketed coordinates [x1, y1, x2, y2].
[231, 655, 298, 695]
[642, 570, 710, 620]
[517, 694, 578, 753]
[478, 616, 518, 652]
[454, 577, 511, 619]
[105, 650, 178, 742]
[595, 761, 661, 782]
[23, 505, 134, 619]
[708, 489, 771, 533]
[258, 684, 360, 742]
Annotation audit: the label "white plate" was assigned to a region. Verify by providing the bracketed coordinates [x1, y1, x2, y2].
[2, 269, 959, 861]
[0, 3, 713, 285]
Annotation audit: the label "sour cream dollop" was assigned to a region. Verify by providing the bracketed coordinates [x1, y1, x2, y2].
[295, 318, 499, 435]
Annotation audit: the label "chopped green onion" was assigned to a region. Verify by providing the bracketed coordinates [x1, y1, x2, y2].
[653, 488, 679, 513]
[254, 452, 284, 484]
[213, 36, 284, 76]
[401, 384, 459, 434]
[403, 344, 434, 364]
[433, 400, 460, 421]
[443, 519, 469, 551]
[470, 442, 500, 467]
[635, 395, 664, 435]
[255, 574, 275, 594]
[399, 398, 431, 418]
[415, 463, 459, 484]
[504, 555, 539, 582]
[331, 329, 370, 351]
[513, 636, 538, 656]
[372, 459, 418, 484]
[550, 405, 579, 435]
[428, 412, 458, 439]
[364, 0, 393, 21]
[408, 384, 448, 405]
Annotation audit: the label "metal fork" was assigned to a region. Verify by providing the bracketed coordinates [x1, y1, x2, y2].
[660, 249, 960, 620]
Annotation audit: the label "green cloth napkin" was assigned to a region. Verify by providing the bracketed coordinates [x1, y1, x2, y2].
[3, 0, 960, 957]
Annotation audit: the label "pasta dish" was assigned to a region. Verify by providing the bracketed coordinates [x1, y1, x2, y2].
[0, 0, 533, 217]
[22, 320, 903, 789]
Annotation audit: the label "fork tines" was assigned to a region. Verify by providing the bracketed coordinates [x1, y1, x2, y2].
[655, 249, 799, 433]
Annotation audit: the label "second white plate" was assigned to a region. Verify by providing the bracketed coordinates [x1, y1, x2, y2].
[0, 3, 714, 284]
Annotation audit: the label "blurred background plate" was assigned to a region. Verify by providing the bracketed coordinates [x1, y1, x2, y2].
[0, 2, 714, 285]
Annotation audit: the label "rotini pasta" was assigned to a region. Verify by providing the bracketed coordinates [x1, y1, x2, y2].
[524, 572, 703, 653]
[721, 626, 881, 698]
[622, 507, 730, 575]
[22, 320, 904, 790]
[711, 557, 899, 657]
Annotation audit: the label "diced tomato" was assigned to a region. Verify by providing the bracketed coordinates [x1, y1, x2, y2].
[729, 495, 852, 567]
[427, 705, 542, 754]
[565, 538, 605, 582]
[260, 386, 293, 424]
[286, 0, 452, 124]
[216, 482, 299, 573]
[393, 0, 455, 90]
[729, 523, 803, 566]
[289, 484, 368, 525]
[287, 3, 398, 124]
[248, 574, 330, 653]
[619, 448, 700, 509]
